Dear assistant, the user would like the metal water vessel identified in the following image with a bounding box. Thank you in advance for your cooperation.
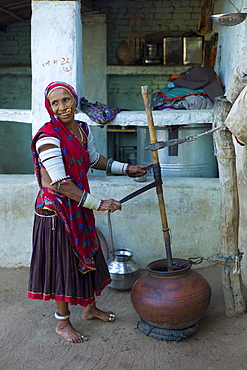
[107,249,140,291]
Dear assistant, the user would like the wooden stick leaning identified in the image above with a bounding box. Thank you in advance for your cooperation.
[213,96,246,316]
[141,86,173,268]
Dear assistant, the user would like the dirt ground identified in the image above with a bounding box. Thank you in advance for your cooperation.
[0,264,247,370]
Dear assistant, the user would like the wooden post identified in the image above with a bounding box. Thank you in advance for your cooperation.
[141,86,173,268]
[213,96,246,316]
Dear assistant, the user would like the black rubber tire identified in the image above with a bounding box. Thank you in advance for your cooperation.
[137,317,199,341]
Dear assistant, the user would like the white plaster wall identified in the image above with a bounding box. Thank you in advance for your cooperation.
[31,1,83,134]
[214,0,247,85]
[0,175,220,269]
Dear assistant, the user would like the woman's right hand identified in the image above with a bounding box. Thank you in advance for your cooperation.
[99,199,122,212]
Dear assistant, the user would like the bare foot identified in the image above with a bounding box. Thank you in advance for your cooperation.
[82,304,116,322]
[55,319,88,343]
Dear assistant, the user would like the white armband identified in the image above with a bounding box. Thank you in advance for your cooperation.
[39,147,67,184]
[78,191,102,210]
[106,158,128,174]
[87,127,100,167]
[36,137,61,151]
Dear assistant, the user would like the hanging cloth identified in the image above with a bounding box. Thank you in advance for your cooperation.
[198,0,215,35]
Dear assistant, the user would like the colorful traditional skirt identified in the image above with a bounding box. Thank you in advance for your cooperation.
[27,208,111,306]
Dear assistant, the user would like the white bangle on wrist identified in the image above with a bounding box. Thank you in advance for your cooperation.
[106,158,128,175]
[111,161,128,174]
[78,191,101,211]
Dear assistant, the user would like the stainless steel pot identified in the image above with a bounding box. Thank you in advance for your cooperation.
[137,125,218,178]
[211,12,247,26]
[107,249,140,291]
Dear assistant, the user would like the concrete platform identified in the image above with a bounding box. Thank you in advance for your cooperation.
[0,175,220,269]
[0,108,213,126]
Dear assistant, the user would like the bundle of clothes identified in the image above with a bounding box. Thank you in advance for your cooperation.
[151,65,224,110]
[80,97,120,127]
[224,54,247,146]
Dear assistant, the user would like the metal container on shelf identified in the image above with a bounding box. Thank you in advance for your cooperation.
[137,125,218,178]
[163,37,183,65]
[183,37,203,65]
[144,43,162,64]
[163,36,203,66]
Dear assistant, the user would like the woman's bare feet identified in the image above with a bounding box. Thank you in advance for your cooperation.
[82,303,116,322]
[55,319,88,343]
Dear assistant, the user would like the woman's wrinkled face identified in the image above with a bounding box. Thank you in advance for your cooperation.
[48,88,76,124]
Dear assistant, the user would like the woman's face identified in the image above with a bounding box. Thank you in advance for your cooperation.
[48,88,76,125]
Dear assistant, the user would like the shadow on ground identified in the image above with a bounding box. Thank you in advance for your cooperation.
[0,264,247,370]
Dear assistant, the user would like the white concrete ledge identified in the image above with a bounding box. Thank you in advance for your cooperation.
[0,109,213,127]
[78,109,213,126]
[0,109,32,124]
[0,174,220,269]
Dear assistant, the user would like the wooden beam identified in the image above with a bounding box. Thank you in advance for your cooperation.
[213,96,246,316]
[0,6,24,22]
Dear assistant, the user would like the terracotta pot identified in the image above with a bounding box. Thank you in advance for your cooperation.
[116,41,139,65]
[131,258,211,330]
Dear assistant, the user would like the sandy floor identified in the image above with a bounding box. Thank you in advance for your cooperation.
[0,264,247,370]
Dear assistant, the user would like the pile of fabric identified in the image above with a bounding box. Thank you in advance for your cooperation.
[80,97,120,126]
[151,65,224,110]
[224,54,247,145]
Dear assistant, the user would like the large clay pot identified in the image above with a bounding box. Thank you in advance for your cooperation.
[131,258,211,330]
[116,41,139,65]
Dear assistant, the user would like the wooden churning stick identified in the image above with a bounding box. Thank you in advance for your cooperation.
[141,86,173,268]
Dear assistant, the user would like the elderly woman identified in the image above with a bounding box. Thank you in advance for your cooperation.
[27,81,147,343]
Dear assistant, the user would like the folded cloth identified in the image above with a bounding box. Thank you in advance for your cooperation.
[174,65,224,102]
[151,86,207,109]
[225,54,247,104]
[225,85,247,145]
[178,95,213,110]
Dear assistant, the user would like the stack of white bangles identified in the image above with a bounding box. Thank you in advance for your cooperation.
[36,136,130,211]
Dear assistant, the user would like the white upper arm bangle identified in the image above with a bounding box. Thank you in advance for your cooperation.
[36,137,61,151]
[36,137,71,185]
[39,147,67,184]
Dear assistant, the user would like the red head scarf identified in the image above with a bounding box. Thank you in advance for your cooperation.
[44,81,79,122]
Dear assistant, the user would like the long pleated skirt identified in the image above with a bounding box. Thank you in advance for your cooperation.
[27,208,111,307]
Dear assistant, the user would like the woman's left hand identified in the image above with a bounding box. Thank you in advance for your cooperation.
[126,165,148,178]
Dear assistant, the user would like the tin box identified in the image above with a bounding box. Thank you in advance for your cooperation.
[183,37,203,65]
[163,37,183,65]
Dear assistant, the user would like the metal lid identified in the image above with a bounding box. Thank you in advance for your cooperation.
[210,13,247,26]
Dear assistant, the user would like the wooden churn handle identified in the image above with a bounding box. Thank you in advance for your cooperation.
[141,86,173,268]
